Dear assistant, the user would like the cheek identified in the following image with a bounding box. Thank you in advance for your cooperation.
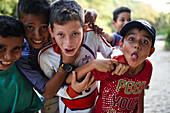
[25,31,32,40]
[42,32,50,42]
[75,37,82,46]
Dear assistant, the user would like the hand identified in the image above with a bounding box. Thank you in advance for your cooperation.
[90,23,103,35]
[71,71,96,93]
[84,9,97,25]
[111,63,129,75]
[93,59,118,73]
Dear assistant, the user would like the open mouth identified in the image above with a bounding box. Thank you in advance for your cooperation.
[65,48,75,54]
[131,53,138,61]
[0,61,12,66]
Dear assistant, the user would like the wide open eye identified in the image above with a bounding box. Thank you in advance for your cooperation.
[142,40,148,44]
[58,33,64,37]
[129,37,134,41]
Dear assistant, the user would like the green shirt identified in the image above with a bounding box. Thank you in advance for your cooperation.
[0,63,42,113]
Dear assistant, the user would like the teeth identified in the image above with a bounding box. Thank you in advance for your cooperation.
[33,40,42,44]
[2,62,11,65]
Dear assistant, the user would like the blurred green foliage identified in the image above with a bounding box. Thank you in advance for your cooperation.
[0,0,169,34]
[164,27,170,50]
[0,0,18,17]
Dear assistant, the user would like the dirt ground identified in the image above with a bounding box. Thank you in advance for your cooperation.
[144,40,170,113]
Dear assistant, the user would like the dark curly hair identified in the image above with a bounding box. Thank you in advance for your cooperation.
[0,15,24,38]
[17,0,51,20]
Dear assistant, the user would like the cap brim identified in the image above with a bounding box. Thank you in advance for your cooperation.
[120,21,154,38]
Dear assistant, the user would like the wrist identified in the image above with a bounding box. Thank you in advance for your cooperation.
[58,66,68,75]
[60,61,75,73]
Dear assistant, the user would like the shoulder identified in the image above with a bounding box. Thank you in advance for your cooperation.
[38,44,61,68]
[84,29,98,40]
[38,44,61,60]
[39,44,53,56]
[145,59,153,69]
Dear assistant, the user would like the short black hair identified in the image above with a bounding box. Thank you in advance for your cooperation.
[17,0,51,20]
[113,6,131,22]
[0,15,24,38]
[50,0,84,30]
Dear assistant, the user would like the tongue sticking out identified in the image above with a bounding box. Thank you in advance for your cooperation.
[131,54,138,61]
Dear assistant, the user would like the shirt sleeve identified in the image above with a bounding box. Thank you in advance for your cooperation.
[16,55,49,94]
[38,46,59,79]
[97,35,114,58]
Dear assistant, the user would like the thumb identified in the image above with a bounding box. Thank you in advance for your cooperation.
[71,71,77,85]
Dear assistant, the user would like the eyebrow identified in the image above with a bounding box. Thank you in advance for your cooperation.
[142,35,152,40]
[126,32,137,37]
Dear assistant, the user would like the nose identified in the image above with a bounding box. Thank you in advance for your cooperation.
[65,36,72,45]
[4,52,12,61]
[134,42,141,50]
[34,29,41,39]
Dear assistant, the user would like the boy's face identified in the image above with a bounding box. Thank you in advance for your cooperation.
[119,28,155,68]
[112,12,131,33]
[49,20,84,57]
[0,36,24,70]
[20,13,49,49]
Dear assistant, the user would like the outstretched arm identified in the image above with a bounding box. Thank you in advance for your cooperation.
[66,58,118,84]
[102,31,114,43]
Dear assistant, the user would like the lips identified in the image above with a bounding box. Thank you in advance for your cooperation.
[65,48,75,54]
[131,53,138,61]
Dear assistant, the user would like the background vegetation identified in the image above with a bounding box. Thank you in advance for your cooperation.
[0,0,169,39]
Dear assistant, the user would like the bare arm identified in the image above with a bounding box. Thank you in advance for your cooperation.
[66,59,118,84]
[102,31,113,42]
[138,89,144,113]
[42,66,67,99]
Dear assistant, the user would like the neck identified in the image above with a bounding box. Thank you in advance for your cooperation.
[128,62,145,76]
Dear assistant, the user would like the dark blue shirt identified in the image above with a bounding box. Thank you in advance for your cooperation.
[16,40,49,94]
[110,32,122,47]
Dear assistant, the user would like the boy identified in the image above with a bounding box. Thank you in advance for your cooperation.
[0,15,42,113]
[103,6,131,47]
[16,0,102,112]
[39,0,128,113]
[91,19,156,112]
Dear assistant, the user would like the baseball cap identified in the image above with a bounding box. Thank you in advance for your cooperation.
[120,19,156,42]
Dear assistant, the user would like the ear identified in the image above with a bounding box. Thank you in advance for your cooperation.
[112,21,116,27]
[148,47,155,57]
[48,26,54,37]
[119,40,124,52]
[83,24,88,33]
[48,26,56,44]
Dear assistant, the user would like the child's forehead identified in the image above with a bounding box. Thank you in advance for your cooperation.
[21,12,48,21]
[0,35,24,45]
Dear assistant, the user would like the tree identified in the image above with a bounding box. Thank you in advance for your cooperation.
[0,0,18,17]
